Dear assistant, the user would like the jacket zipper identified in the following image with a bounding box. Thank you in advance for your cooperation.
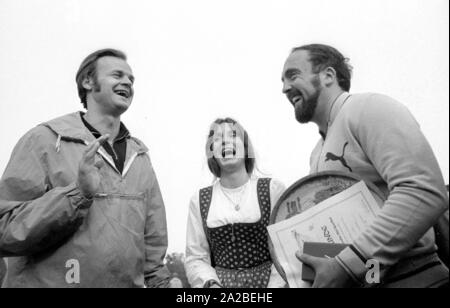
[83,140,142,178]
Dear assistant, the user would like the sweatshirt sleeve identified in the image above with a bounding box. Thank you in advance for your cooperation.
[0,128,92,257]
[335,94,449,282]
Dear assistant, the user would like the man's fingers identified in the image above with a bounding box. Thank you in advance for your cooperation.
[296,252,319,269]
[96,134,109,145]
[296,252,322,287]
[84,135,109,159]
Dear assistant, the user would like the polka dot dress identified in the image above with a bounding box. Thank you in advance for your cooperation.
[216,261,272,288]
[199,178,272,288]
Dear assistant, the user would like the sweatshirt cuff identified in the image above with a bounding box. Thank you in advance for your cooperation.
[335,245,368,284]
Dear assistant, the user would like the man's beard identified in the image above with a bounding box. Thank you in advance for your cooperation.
[295,76,321,123]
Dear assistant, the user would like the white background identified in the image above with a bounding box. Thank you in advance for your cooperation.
[0,0,448,254]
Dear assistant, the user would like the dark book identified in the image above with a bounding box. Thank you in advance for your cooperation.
[301,242,349,282]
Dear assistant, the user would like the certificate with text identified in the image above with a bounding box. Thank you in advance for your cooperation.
[268,181,381,288]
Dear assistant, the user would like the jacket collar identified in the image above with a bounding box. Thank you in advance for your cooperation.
[39,112,148,154]
[80,112,130,142]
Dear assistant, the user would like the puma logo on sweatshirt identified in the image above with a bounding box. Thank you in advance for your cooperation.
[325,141,352,172]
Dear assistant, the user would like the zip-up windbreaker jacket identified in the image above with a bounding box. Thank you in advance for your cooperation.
[0,112,170,287]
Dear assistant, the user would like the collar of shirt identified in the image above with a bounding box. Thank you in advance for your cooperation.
[320,92,352,139]
[79,112,129,173]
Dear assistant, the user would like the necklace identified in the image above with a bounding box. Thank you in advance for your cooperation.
[219,182,248,211]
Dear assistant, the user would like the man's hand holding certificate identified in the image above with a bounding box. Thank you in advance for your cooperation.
[267,181,381,288]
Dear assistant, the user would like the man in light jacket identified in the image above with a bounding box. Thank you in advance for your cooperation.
[0,48,171,287]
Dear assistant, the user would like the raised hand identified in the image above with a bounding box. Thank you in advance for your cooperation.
[77,135,109,198]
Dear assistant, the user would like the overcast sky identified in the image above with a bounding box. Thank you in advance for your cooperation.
[0,0,448,254]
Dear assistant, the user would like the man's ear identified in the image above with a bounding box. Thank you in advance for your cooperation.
[321,67,337,87]
[82,77,94,91]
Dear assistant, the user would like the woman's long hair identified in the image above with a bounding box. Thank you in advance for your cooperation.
[205,117,255,178]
